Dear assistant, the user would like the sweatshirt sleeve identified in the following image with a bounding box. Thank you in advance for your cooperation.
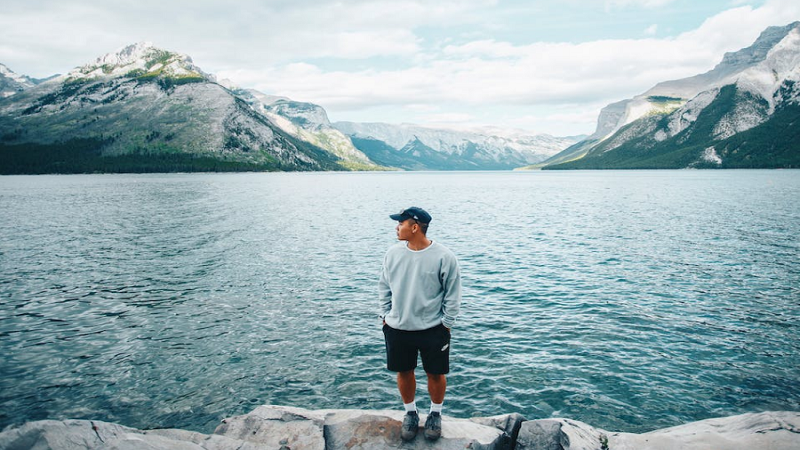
[378,256,392,318]
[440,253,462,329]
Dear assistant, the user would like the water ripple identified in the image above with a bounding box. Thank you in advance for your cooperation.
[0,171,799,434]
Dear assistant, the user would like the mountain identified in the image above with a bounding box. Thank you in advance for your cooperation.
[0,64,41,98]
[232,90,380,170]
[0,43,359,174]
[333,121,583,170]
[541,22,800,169]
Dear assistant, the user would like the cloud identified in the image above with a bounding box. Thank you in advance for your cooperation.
[605,0,676,9]
[419,113,476,123]
[216,0,800,135]
[2,0,799,135]
[0,0,493,76]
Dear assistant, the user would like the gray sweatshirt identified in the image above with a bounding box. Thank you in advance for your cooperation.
[379,240,461,330]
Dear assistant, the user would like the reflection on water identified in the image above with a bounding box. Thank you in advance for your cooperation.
[0,170,798,433]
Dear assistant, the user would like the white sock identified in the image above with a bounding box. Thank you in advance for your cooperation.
[430,402,443,414]
[404,401,417,413]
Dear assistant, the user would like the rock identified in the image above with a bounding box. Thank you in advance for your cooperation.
[608,411,800,450]
[2,408,799,450]
[0,419,249,450]
[515,419,564,450]
[516,418,606,450]
[213,405,326,450]
[470,413,527,449]
[143,428,262,450]
[319,408,506,449]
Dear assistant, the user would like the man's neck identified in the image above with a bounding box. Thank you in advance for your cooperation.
[406,237,432,251]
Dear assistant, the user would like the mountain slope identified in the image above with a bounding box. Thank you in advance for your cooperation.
[0,64,39,98]
[233,90,382,170]
[334,121,582,170]
[543,21,800,170]
[0,43,348,173]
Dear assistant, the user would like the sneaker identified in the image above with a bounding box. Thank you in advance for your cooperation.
[424,412,442,440]
[401,411,419,441]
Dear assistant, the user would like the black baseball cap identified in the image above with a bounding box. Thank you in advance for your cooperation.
[389,206,432,224]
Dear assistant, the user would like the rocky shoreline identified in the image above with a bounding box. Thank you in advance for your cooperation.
[0,405,798,450]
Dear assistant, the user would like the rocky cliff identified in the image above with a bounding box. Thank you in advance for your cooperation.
[540,21,800,169]
[1,405,797,450]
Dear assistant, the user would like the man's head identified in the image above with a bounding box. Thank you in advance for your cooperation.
[390,207,431,239]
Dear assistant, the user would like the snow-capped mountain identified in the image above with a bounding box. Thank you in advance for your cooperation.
[62,41,209,83]
[542,21,800,169]
[0,43,372,173]
[590,22,798,142]
[333,121,582,170]
[0,63,38,98]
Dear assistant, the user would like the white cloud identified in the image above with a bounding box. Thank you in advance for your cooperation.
[605,0,676,9]
[216,0,800,135]
[419,113,476,124]
[0,0,492,76]
[2,0,799,135]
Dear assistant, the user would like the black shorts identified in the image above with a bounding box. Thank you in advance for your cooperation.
[383,323,451,375]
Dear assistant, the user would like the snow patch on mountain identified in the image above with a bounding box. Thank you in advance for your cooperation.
[0,63,36,98]
[702,147,723,165]
[0,64,35,87]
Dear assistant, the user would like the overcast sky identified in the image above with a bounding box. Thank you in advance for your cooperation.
[1,0,799,135]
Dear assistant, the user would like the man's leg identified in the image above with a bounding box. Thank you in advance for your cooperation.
[426,373,446,404]
[397,370,419,441]
[397,370,416,403]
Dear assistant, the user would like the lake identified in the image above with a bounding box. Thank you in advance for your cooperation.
[0,170,798,434]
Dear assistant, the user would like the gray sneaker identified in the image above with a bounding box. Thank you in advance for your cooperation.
[401,411,419,441]
[424,412,442,440]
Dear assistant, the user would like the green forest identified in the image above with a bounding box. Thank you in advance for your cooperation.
[0,139,283,174]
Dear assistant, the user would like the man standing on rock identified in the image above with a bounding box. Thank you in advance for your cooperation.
[379,206,462,441]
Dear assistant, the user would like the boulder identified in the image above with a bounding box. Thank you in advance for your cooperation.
[516,418,607,450]
[470,413,527,449]
[608,411,800,450]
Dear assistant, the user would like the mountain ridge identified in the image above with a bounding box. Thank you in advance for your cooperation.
[538,21,800,170]
[0,43,352,173]
[0,42,579,173]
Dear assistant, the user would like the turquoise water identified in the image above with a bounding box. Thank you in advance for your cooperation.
[1,170,798,434]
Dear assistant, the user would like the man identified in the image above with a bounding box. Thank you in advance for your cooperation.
[379,206,462,441]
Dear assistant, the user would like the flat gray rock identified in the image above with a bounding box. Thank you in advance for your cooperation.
[318,408,506,449]
[2,407,799,450]
[0,419,248,450]
[608,411,800,450]
[213,405,326,450]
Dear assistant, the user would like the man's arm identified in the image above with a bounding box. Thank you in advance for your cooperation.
[378,261,392,320]
[440,255,461,329]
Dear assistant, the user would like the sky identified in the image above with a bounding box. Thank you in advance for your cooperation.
[1,0,799,136]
